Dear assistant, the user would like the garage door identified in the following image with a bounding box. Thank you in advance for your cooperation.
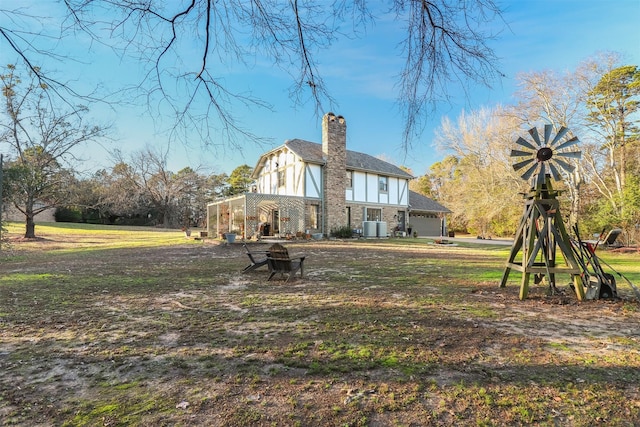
[409,215,442,236]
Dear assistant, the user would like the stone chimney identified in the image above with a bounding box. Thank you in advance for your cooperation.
[322,112,347,234]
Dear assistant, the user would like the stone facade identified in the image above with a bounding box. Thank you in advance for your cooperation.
[321,113,347,233]
[345,203,403,234]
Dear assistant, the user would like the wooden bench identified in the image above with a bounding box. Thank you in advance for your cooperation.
[242,244,269,273]
[266,243,306,282]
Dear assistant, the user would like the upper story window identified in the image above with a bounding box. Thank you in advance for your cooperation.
[379,176,388,192]
[346,170,353,188]
[277,169,286,188]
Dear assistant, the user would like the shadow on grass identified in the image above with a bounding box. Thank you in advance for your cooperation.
[1,238,639,426]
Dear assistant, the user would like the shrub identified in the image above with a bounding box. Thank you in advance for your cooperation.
[330,225,353,238]
[55,206,103,223]
[55,206,83,222]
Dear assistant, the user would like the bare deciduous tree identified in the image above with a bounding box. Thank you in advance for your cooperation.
[0,64,108,237]
[432,107,522,236]
[106,146,222,228]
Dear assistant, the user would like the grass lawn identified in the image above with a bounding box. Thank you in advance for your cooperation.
[1,222,639,426]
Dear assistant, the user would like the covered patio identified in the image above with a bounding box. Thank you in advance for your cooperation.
[207,194,310,240]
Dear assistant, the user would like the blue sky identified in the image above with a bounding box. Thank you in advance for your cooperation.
[1,0,639,177]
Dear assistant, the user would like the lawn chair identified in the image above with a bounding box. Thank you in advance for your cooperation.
[600,228,622,247]
[266,243,306,282]
[242,243,269,273]
[585,228,623,248]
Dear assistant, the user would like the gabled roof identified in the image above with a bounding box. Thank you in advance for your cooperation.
[409,190,451,213]
[282,139,413,179]
[284,139,324,163]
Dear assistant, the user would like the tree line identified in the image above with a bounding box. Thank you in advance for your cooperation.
[0,64,254,238]
[54,156,253,231]
[412,53,639,245]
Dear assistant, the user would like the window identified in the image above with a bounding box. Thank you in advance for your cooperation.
[366,208,382,222]
[277,169,286,188]
[379,176,388,192]
[346,170,353,188]
[308,204,319,229]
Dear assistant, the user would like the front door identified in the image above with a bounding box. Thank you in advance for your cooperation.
[397,211,406,231]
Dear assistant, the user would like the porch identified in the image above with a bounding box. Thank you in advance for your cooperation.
[207,194,316,240]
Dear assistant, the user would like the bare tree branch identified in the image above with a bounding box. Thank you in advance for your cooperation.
[2,1,505,152]
[396,0,504,148]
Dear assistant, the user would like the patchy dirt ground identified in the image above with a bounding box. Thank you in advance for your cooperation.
[1,236,639,426]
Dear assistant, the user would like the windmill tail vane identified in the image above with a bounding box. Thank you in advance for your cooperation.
[510,124,582,188]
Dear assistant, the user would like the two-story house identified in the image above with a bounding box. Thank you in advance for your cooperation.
[207,113,449,239]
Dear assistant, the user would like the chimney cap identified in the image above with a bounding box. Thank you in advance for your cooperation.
[324,112,345,124]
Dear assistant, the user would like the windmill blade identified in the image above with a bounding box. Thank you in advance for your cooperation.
[515,136,537,151]
[550,126,569,147]
[513,158,535,172]
[510,149,534,157]
[556,151,582,159]
[553,158,575,173]
[528,127,542,147]
[521,162,539,180]
[548,162,563,181]
[554,136,579,151]
[544,124,553,145]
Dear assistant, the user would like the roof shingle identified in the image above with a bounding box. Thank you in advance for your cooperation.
[408,190,451,213]
[284,139,413,179]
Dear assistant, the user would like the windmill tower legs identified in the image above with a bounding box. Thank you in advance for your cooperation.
[500,177,585,300]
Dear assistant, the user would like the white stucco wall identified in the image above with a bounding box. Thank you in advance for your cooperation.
[305,164,322,198]
[255,153,410,207]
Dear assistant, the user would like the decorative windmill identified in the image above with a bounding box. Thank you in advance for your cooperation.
[499,124,585,300]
